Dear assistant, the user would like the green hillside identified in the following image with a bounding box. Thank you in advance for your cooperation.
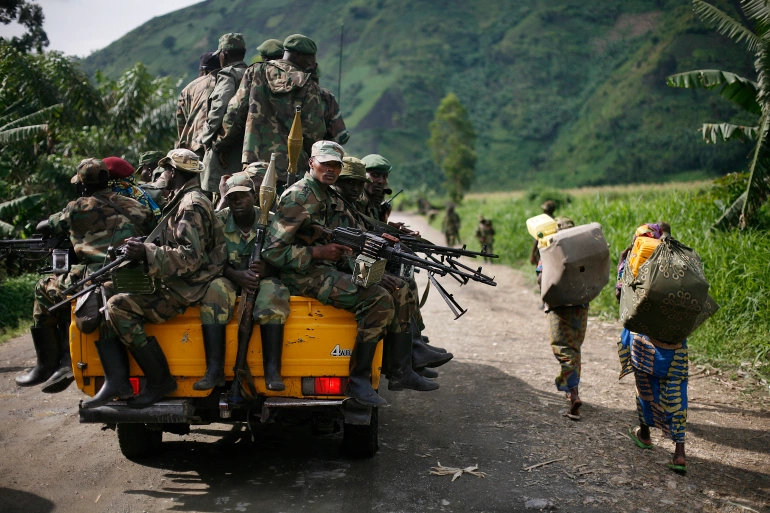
[83,0,756,192]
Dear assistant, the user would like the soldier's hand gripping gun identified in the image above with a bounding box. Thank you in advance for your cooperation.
[0,235,76,274]
[286,105,302,188]
[301,226,498,319]
[229,153,278,404]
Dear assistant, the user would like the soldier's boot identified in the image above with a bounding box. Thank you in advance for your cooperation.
[261,324,285,392]
[42,324,75,393]
[409,319,447,377]
[418,368,439,378]
[81,337,134,408]
[422,336,448,354]
[412,336,453,369]
[16,325,59,387]
[193,325,226,390]
[388,332,440,392]
[345,338,387,408]
[126,336,177,409]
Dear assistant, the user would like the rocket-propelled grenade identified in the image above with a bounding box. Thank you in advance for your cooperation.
[286,104,303,187]
[259,154,277,226]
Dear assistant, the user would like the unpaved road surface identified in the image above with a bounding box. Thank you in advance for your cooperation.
[0,213,768,513]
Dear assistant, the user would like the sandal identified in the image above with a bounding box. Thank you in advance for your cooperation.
[667,464,687,475]
[628,427,653,449]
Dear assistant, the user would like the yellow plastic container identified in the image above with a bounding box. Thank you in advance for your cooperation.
[628,236,661,278]
[526,214,558,248]
[72,296,382,400]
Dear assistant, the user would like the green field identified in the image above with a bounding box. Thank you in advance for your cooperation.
[425,182,770,376]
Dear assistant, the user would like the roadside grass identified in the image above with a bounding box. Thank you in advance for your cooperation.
[431,183,770,378]
[0,274,36,344]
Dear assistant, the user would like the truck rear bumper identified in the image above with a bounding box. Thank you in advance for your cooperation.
[79,399,196,424]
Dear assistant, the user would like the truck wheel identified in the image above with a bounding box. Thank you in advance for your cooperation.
[117,423,162,460]
[342,407,379,458]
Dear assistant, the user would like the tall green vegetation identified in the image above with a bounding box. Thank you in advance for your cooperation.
[0,0,49,53]
[428,93,477,203]
[667,0,770,228]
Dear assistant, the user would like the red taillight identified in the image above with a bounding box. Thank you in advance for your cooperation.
[129,377,140,395]
[315,377,345,395]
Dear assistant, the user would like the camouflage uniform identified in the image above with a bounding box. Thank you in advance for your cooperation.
[198,59,248,192]
[263,173,406,342]
[107,177,226,349]
[34,189,154,326]
[356,190,385,222]
[475,218,495,261]
[215,60,327,182]
[442,208,461,246]
[199,205,290,325]
[176,73,217,157]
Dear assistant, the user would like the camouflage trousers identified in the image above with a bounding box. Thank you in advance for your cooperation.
[547,305,588,392]
[106,289,188,349]
[33,269,85,326]
[281,268,415,343]
[199,276,290,325]
[407,277,426,332]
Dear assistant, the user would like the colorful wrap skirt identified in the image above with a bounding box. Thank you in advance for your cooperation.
[618,329,688,443]
[547,305,588,392]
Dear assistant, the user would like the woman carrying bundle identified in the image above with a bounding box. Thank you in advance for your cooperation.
[616,222,688,474]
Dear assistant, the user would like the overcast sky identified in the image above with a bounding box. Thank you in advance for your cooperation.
[0,0,201,57]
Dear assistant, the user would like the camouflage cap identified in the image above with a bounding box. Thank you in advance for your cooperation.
[158,148,205,173]
[138,150,164,168]
[339,156,370,182]
[311,140,344,164]
[224,172,255,197]
[213,33,246,56]
[283,34,317,55]
[362,154,392,174]
[257,38,284,59]
[71,158,108,184]
[244,161,268,180]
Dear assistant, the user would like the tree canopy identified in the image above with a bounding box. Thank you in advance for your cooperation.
[428,93,477,203]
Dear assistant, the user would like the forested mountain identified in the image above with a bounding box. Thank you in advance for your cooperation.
[83,0,756,192]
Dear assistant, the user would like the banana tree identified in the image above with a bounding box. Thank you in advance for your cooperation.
[667,0,770,229]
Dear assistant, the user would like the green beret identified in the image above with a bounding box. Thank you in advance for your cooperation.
[138,150,164,167]
[362,154,392,174]
[257,38,284,59]
[283,34,317,55]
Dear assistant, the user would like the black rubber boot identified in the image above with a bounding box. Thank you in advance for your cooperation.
[16,325,59,387]
[261,324,285,391]
[388,332,440,392]
[126,336,177,409]
[193,324,226,390]
[418,367,439,378]
[412,336,453,369]
[81,337,134,408]
[345,337,387,407]
[410,320,448,354]
[42,323,75,393]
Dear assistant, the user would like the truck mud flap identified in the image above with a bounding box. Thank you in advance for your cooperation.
[342,399,372,426]
[79,399,196,424]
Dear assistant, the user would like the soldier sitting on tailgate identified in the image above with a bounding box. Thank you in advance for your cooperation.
[196,169,291,391]
[17,158,154,395]
[263,142,440,408]
[358,154,393,222]
[107,149,226,409]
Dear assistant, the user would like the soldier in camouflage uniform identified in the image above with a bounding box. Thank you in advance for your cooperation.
[263,142,438,408]
[442,204,461,246]
[17,159,154,397]
[177,53,220,158]
[215,34,330,184]
[107,149,226,408]
[358,154,393,222]
[137,150,164,183]
[257,39,284,61]
[475,216,495,263]
[196,171,290,391]
[199,34,249,195]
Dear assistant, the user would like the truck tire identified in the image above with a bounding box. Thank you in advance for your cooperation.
[342,407,379,458]
[117,423,162,460]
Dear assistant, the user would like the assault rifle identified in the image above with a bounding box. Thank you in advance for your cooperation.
[0,235,76,274]
[299,226,498,319]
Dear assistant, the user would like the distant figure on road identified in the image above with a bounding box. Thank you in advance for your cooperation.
[442,204,460,246]
[474,216,495,262]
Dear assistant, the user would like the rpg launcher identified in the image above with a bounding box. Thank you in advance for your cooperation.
[228,153,278,406]
[300,226,498,319]
[0,235,76,274]
[286,105,302,187]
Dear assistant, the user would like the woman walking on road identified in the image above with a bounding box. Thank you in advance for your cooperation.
[616,222,688,474]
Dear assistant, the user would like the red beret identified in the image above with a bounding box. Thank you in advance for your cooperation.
[103,157,135,178]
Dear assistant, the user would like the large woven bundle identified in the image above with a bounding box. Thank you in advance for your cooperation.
[619,236,719,343]
[540,222,610,307]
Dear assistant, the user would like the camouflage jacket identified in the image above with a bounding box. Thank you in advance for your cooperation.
[198,61,247,148]
[144,178,226,304]
[319,87,349,145]
[176,73,217,154]
[48,189,154,271]
[356,190,386,222]
[216,60,327,182]
[475,222,495,244]
[216,205,274,271]
[262,173,346,274]
[442,211,461,233]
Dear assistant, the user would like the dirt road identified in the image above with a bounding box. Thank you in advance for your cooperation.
[0,213,768,513]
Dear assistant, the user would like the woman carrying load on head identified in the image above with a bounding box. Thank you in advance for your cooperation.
[616,222,688,475]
